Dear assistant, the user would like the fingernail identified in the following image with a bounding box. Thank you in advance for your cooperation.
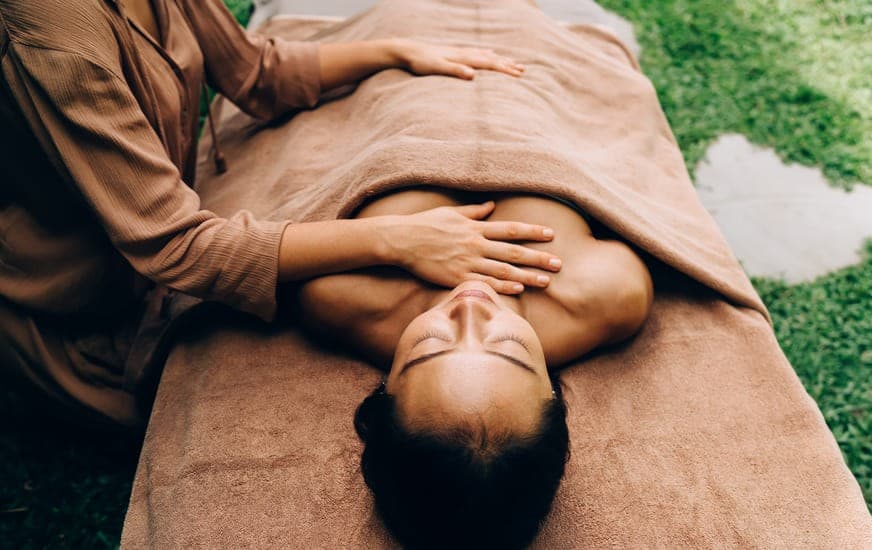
[549,258,562,269]
[543,228,554,238]
[537,275,550,285]
[513,283,524,292]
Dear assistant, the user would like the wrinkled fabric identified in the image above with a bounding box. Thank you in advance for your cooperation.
[122,2,872,547]
[0,0,320,424]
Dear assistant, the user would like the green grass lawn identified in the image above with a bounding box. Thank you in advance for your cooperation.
[0,397,141,549]
[599,0,871,189]
[1,0,869,547]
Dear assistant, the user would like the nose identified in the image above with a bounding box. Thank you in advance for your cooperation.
[447,298,494,345]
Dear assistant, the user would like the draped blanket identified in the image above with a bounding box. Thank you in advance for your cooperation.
[122,1,871,547]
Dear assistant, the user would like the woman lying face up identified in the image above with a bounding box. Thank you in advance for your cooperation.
[355,281,569,550]
[299,192,654,548]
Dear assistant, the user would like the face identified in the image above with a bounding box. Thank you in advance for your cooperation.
[386,281,554,437]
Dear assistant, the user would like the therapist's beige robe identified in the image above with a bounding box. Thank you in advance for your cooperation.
[0,0,321,425]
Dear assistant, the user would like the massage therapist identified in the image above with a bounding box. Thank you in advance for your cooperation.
[0,0,561,426]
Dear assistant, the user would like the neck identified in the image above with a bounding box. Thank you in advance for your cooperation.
[425,288,526,315]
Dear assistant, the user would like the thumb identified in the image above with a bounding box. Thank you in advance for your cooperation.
[440,61,476,80]
[453,201,495,220]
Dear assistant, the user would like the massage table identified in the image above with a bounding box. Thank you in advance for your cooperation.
[121,1,871,547]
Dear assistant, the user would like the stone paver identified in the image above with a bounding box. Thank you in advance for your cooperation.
[695,134,872,282]
[250,0,639,56]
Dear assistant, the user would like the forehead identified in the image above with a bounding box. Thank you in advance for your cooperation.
[394,352,544,430]
[401,351,537,387]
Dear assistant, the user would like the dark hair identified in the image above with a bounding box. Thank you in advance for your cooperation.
[354,376,570,550]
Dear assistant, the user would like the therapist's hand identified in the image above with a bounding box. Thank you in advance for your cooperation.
[378,202,562,295]
[317,39,524,91]
[390,38,526,79]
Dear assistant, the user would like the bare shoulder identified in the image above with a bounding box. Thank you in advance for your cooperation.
[297,268,429,364]
[561,238,653,339]
[523,236,653,366]
[488,196,653,365]
[299,268,408,327]
[297,187,460,363]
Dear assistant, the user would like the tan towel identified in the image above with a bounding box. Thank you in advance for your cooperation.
[121,1,872,547]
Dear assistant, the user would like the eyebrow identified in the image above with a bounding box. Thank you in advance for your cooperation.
[401,350,536,374]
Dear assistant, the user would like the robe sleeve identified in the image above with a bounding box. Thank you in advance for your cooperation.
[178,0,322,119]
[4,42,288,321]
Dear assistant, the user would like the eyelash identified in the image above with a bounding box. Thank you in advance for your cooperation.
[413,331,451,346]
[412,332,529,351]
[494,334,530,351]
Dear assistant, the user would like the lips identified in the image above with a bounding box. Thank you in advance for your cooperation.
[452,289,494,303]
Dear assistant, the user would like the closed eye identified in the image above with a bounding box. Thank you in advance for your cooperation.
[413,330,452,347]
[492,334,531,352]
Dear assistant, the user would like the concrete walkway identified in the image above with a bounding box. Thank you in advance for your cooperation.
[695,134,872,282]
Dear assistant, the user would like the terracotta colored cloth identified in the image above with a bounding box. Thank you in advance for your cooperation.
[122,1,872,547]
[0,0,320,423]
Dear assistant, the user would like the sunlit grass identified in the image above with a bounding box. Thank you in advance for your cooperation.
[599,0,871,188]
